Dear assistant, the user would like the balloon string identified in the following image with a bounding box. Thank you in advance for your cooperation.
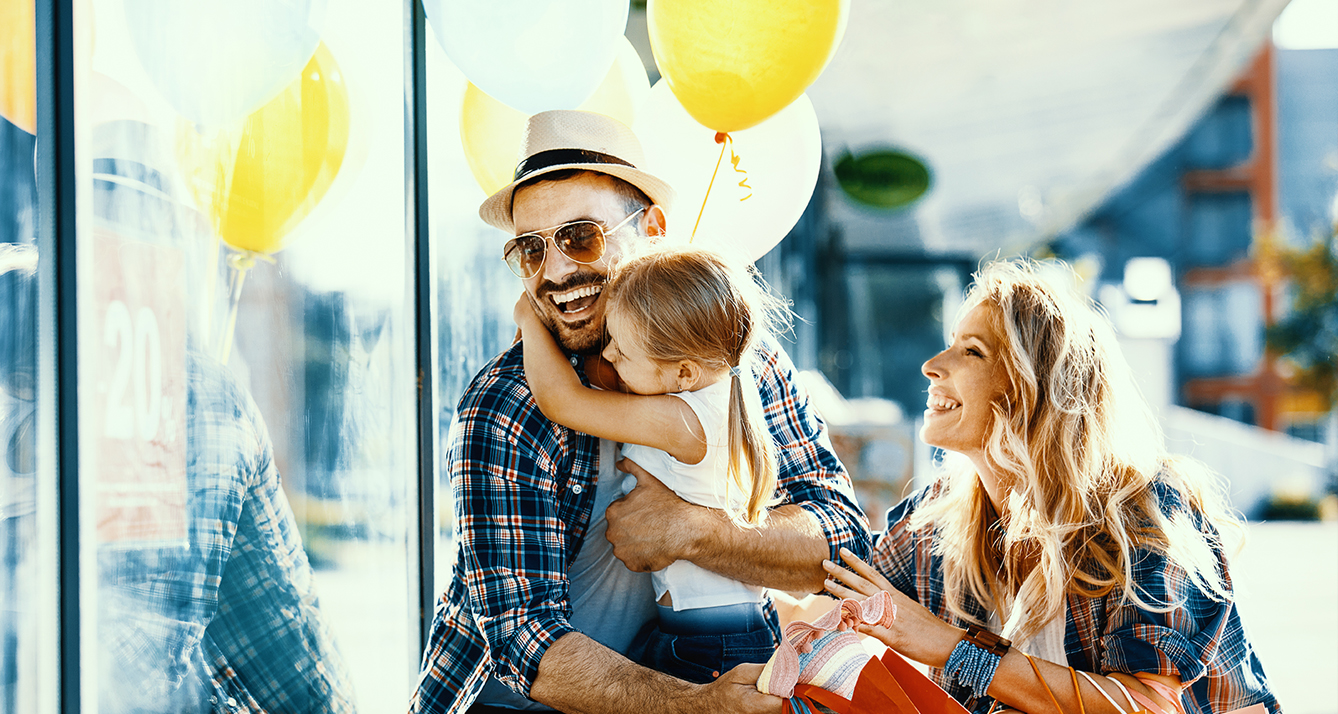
[730,146,752,201]
[203,234,220,352]
[690,132,732,243]
[216,248,276,364]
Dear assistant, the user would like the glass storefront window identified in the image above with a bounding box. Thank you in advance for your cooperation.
[424,36,517,577]
[79,0,417,710]
[2,0,46,708]
[1,142,39,714]
[1183,95,1254,171]
[1180,280,1265,378]
[1185,192,1253,266]
[836,262,966,413]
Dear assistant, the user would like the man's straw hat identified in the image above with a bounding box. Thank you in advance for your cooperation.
[478,110,676,232]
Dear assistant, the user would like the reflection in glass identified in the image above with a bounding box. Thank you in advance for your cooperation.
[426,45,518,573]
[0,248,37,714]
[1,80,38,714]
[83,0,415,710]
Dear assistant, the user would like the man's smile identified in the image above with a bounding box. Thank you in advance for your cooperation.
[548,284,603,316]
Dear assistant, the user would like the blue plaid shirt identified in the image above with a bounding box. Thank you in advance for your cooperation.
[873,480,1279,714]
[411,340,871,714]
[97,354,356,714]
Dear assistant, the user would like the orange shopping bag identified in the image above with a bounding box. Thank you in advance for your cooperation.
[758,592,968,714]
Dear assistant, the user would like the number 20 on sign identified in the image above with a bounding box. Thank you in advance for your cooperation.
[92,232,188,547]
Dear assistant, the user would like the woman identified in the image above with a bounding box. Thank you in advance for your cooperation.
[824,260,1278,714]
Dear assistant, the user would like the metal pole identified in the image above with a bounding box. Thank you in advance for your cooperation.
[33,0,79,711]
[405,0,439,660]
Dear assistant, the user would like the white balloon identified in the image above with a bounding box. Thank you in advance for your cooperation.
[424,0,627,115]
[636,81,822,265]
[124,0,327,129]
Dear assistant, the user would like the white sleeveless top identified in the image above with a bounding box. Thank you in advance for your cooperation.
[991,598,1069,664]
[620,378,766,611]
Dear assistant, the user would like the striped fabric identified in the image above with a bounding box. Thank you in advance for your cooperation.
[411,339,872,714]
[758,592,896,700]
[871,481,1280,714]
[783,630,869,699]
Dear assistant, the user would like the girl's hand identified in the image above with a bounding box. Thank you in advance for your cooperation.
[514,293,541,331]
[822,548,964,668]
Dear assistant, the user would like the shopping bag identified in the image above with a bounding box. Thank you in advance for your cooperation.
[757,591,968,714]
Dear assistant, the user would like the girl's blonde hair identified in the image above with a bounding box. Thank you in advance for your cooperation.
[604,247,787,526]
[911,259,1241,641]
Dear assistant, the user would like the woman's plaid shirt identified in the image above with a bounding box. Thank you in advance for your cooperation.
[873,481,1280,714]
[410,340,871,714]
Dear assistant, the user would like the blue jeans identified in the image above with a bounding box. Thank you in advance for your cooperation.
[627,604,777,685]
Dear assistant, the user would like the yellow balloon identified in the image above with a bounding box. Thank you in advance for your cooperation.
[648,0,847,133]
[177,42,349,255]
[460,85,530,198]
[0,0,36,134]
[460,37,648,196]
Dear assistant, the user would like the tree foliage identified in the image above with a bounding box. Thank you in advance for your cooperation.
[1266,230,1338,409]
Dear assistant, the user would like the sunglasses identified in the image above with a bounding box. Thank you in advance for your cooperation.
[503,207,645,279]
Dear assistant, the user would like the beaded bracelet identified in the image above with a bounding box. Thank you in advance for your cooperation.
[945,638,1004,699]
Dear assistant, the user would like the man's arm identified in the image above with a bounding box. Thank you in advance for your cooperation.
[606,463,829,592]
[441,352,593,701]
[528,632,781,714]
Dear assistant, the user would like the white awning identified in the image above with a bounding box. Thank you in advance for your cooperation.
[808,0,1292,255]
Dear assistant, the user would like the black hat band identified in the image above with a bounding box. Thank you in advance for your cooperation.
[513,148,634,182]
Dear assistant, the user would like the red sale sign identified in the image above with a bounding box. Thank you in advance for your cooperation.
[91,231,188,547]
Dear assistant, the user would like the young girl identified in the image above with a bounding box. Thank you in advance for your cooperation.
[512,246,787,682]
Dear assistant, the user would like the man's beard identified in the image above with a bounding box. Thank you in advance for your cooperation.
[534,273,607,355]
[548,315,603,355]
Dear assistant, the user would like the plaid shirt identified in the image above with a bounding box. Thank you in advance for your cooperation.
[411,340,870,714]
[873,481,1279,714]
[97,354,356,714]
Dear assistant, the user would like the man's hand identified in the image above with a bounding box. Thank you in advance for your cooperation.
[607,458,830,592]
[687,664,784,714]
[605,458,701,572]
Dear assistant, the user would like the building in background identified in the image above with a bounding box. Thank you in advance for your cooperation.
[1048,41,1337,514]
[765,40,1337,516]
[1054,44,1338,441]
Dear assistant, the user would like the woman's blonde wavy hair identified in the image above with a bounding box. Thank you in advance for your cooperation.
[911,259,1242,641]
[604,247,789,526]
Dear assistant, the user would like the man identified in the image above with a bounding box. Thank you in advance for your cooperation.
[412,111,869,714]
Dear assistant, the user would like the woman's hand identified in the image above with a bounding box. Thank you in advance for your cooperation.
[823,548,965,668]
[822,547,895,598]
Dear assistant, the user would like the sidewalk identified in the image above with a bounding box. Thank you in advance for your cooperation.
[1230,521,1338,713]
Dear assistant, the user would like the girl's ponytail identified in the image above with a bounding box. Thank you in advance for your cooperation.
[726,360,779,526]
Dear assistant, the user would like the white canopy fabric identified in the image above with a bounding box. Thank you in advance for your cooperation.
[807,0,1292,255]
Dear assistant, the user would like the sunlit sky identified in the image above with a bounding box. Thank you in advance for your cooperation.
[1273,0,1338,49]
